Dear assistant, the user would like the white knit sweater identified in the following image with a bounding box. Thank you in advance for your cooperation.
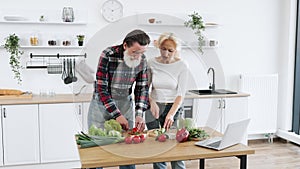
[148,57,189,103]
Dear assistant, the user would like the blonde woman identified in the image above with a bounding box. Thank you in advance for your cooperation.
[146,32,189,169]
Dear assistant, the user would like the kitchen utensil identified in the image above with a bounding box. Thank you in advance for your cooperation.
[64,59,73,84]
[47,64,62,74]
[72,59,77,82]
[64,59,72,84]
[61,59,67,80]
[157,119,161,129]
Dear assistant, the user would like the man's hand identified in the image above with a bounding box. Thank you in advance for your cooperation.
[135,116,145,132]
[116,115,129,131]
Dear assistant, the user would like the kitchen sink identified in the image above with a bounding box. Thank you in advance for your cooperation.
[189,89,237,95]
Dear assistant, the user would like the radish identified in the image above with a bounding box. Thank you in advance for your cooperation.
[132,135,141,144]
[157,134,167,142]
[124,136,132,144]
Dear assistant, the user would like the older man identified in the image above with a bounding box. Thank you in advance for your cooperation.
[88,29,150,169]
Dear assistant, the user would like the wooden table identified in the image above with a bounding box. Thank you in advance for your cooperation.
[77,128,254,169]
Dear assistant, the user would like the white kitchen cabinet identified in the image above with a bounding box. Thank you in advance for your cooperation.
[1,104,40,166]
[39,103,81,163]
[73,102,90,133]
[0,106,3,166]
[193,97,248,144]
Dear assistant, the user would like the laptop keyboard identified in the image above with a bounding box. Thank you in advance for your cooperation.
[207,140,221,148]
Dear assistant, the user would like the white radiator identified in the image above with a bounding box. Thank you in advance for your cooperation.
[239,74,278,135]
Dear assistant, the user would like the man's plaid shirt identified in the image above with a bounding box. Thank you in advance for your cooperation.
[96,44,149,118]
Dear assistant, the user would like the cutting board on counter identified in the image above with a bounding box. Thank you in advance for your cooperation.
[0,89,32,100]
[0,93,33,100]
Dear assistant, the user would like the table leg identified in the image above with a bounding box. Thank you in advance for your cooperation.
[237,155,247,169]
[199,159,205,169]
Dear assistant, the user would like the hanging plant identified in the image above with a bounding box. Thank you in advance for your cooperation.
[184,12,206,53]
[4,33,24,84]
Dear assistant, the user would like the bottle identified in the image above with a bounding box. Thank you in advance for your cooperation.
[177,112,185,129]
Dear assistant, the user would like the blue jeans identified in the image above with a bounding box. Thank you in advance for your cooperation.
[88,91,135,169]
[145,103,186,169]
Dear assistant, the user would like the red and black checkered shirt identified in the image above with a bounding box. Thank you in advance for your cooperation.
[96,45,149,118]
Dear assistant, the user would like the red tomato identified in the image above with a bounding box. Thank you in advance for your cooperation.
[133,135,141,144]
[125,136,132,144]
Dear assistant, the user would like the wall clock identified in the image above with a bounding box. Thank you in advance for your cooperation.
[101,0,123,22]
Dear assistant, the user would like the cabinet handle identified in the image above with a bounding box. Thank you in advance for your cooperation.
[3,108,6,118]
[218,99,222,109]
[78,105,82,115]
[223,99,226,109]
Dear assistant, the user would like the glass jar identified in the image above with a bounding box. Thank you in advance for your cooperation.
[30,36,38,46]
[62,7,74,22]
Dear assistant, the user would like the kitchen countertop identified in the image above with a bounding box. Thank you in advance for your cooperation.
[0,93,93,105]
[0,92,249,105]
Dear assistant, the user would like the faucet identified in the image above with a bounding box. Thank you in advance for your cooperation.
[207,67,215,91]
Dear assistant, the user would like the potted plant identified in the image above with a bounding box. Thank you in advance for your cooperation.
[76,34,85,46]
[184,12,206,53]
[4,33,24,84]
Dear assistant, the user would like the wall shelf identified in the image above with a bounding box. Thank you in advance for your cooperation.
[0,21,87,25]
[20,46,85,49]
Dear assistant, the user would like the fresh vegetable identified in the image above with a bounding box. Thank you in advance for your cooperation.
[139,134,146,142]
[188,128,209,140]
[152,128,166,136]
[124,136,132,144]
[132,135,141,144]
[89,124,107,136]
[104,119,122,132]
[156,134,167,142]
[108,130,122,138]
[176,128,189,142]
[76,132,124,148]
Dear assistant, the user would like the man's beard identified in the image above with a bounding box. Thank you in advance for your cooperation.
[123,50,141,68]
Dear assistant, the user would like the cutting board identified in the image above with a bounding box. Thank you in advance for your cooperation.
[0,93,33,100]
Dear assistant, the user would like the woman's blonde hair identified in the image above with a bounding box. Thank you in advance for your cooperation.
[155,32,181,58]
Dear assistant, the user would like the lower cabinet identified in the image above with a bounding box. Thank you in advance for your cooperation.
[1,104,40,166]
[39,103,81,163]
[0,106,2,167]
[193,97,249,144]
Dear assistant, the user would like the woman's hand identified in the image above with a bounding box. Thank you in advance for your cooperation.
[163,113,174,130]
[150,101,160,119]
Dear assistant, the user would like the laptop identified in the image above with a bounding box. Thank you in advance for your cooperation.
[194,118,250,150]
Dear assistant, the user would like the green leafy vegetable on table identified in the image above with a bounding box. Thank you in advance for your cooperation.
[76,119,124,148]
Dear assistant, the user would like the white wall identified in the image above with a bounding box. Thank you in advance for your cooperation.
[0,0,294,130]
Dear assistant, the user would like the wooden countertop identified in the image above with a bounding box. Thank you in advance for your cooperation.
[0,92,249,105]
[78,127,255,168]
[0,93,92,105]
